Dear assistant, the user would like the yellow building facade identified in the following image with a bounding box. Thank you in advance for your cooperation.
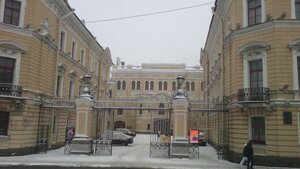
[110,62,204,133]
[0,0,111,155]
[201,0,300,167]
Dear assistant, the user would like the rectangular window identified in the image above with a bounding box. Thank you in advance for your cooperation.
[4,0,21,26]
[139,104,142,115]
[56,75,62,97]
[68,80,74,100]
[0,112,9,135]
[59,31,66,51]
[251,116,265,144]
[283,112,292,124]
[80,50,85,66]
[0,57,15,83]
[249,60,263,88]
[298,113,300,145]
[71,41,76,59]
[248,0,261,26]
[296,0,300,19]
[297,57,300,88]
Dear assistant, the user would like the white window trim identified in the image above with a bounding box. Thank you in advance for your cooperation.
[242,0,265,28]
[80,49,85,66]
[248,115,267,144]
[71,39,77,59]
[243,50,267,88]
[0,0,27,27]
[69,77,75,99]
[56,74,64,98]
[0,40,26,85]
[298,112,300,145]
[289,39,300,94]
[60,29,67,52]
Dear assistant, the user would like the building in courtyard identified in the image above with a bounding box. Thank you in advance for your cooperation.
[110,61,205,133]
[201,0,300,167]
[0,0,112,155]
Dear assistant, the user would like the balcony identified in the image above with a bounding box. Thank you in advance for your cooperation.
[0,83,23,97]
[238,87,269,102]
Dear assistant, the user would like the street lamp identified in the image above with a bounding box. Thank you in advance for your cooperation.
[176,75,185,90]
[80,73,92,99]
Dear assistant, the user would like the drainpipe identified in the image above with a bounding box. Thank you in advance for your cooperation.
[54,9,75,96]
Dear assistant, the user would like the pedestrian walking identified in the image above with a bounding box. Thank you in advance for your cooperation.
[243,140,254,169]
[240,143,248,165]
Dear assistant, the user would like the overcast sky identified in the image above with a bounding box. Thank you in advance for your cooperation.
[68,0,213,66]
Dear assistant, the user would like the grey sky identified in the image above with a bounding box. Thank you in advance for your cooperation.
[68,0,213,66]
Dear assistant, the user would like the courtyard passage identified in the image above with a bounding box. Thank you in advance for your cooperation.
[0,135,297,169]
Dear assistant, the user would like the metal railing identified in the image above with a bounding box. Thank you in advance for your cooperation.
[238,87,269,102]
[0,83,22,97]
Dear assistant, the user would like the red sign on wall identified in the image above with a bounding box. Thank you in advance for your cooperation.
[190,129,199,144]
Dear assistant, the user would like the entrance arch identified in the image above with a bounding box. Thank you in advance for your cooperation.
[115,121,125,129]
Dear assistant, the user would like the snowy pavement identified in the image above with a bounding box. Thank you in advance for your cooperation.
[0,134,297,169]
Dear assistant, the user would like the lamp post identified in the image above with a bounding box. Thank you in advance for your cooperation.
[176,75,185,90]
[80,73,92,99]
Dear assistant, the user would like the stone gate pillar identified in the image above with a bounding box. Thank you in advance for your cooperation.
[171,89,189,158]
[71,97,94,154]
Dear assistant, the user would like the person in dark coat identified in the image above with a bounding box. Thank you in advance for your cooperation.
[243,140,254,169]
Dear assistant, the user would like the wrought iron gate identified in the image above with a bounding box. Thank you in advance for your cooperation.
[149,109,172,158]
[93,109,114,156]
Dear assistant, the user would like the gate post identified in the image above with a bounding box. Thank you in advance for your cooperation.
[70,97,93,154]
[171,89,189,158]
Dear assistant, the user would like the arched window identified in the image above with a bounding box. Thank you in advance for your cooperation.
[137,81,141,90]
[172,81,176,91]
[117,81,121,90]
[164,82,167,91]
[145,81,149,90]
[132,81,136,90]
[122,81,126,90]
[150,81,154,90]
[191,82,195,91]
[186,82,190,91]
[159,81,162,91]
[0,111,9,136]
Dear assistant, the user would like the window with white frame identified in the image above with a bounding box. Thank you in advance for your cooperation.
[0,0,26,27]
[132,81,136,90]
[59,30,66,51]
[71,41,77,59]
[150,81,154,90]
[292,0,300,19]
[0,40,25,85]
[163,81,167,91]
[240,42,268,88]
[298,113,300,145]
[159,81,162,91]
[172,81,176,91]
[56,75,63,97]
[250,116,266,144]
[80,49,85,66]
[137,81,140,90]
[242,0,265,27]
[296,0,300,19]
[0,111,9,136]
[145,81,149,90]
[0,56,15,83]
[68,77,74,100]
[290,39,300,92]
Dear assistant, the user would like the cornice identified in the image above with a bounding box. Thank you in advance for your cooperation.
[42,0,108,61]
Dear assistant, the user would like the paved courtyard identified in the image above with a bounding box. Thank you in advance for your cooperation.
[0,134,296,169]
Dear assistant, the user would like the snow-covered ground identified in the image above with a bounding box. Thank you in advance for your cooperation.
[0,134,296,169]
